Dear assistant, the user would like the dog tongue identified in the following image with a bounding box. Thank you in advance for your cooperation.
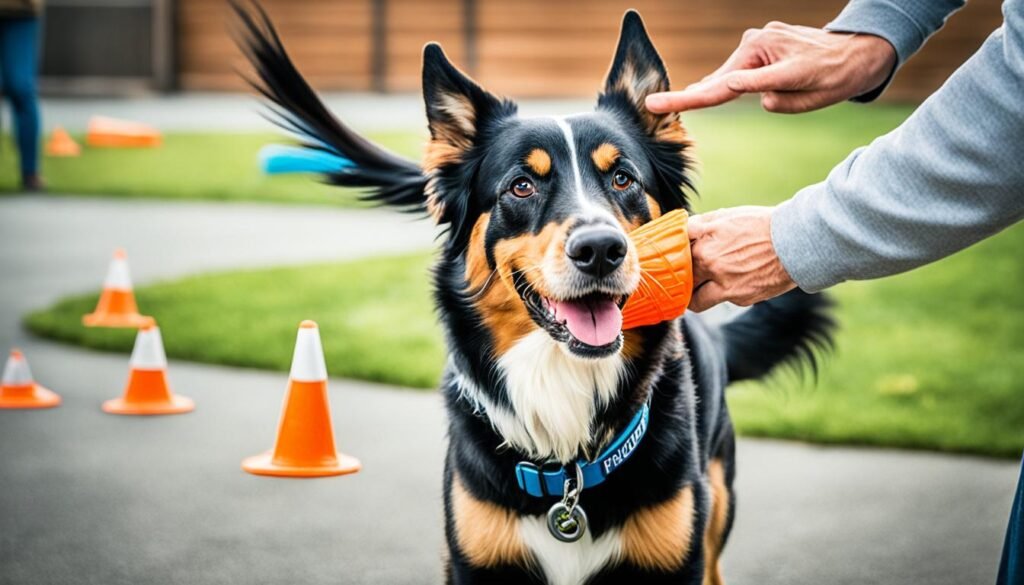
[553,297,623,347]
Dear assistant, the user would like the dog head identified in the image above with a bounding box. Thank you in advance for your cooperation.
[424,11,692,363]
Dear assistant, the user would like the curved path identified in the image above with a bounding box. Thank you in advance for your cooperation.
[0,195,1017,585]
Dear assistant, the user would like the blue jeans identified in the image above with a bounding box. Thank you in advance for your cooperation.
[0,16,41,179]
[998,456,1024,584]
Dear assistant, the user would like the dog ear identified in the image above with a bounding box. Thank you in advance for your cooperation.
[422,43,510,170]
[421,43,515,242]
[600,10,692,212]
[600,11,681,141]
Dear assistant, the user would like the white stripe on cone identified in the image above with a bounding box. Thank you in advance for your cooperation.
[290,321,328,382]
[103,249,134,291]
[1,351,33,386]
[130,326,168,370]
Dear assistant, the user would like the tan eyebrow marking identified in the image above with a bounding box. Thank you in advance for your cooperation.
[525,148,552,177]
[592,143,621,172]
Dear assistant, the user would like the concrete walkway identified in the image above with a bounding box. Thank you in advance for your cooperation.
[0,195,1018,585]
[38,93,594,134]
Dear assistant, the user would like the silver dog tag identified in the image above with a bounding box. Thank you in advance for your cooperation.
[547,502,588,543]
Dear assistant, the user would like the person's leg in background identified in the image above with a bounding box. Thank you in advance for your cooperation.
[997,456,1023,585]
[0,16,43,190]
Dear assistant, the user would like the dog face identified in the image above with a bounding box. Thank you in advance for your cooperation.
[423,11,692,364]
[464,114,650,360]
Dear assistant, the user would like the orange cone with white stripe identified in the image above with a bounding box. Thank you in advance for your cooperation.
[0,349,61,409]
[102,318,194,415]
[86,116,162,148]
[242,320,360,478]
[83,248,152,328]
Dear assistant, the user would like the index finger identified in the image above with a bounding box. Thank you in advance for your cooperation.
[646,41,763,113]
[646,78,742,113]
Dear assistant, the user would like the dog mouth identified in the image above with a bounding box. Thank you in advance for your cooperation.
[520,287,628,358]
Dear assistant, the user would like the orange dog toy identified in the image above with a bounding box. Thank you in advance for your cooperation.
[622,209,694,329]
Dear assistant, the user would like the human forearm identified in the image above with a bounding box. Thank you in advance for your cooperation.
[645,0,969,114]
[772,7,1024,292]
[826,0,967,101]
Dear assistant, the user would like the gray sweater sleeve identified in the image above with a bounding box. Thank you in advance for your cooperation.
[770,0,1024,293]
[825,0,966,101]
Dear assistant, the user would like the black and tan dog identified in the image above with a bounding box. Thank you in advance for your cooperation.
[235,5,833,584]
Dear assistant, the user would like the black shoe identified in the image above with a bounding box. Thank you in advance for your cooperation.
[21,175,46,192]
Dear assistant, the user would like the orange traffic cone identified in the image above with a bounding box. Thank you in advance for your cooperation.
[242,320,361,478]
[86,116,161,148]
[83,248,152,328]
[0,349,61,409]
[46,126,81,157]
[102,319,194,415]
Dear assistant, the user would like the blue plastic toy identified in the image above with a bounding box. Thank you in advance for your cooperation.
[258,144,354,175]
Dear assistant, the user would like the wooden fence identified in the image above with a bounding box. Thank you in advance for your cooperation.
[177,0,1004,101]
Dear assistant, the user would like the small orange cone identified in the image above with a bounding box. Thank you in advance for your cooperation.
[243,320,361,478]
[83,248,153,328]
[86,116,162,148]
[102,319,194,415]
[0,349,61,409]
[46,126,81,157]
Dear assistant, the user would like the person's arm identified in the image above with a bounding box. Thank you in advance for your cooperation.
[687,0,1024,310]
[645,0,965,113]
[772,2,1024,292]
[828,0,967,101]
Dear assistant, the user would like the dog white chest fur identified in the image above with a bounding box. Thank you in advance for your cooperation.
[497,330,623,463]
[520,516,623,585]
[499,330,627,583]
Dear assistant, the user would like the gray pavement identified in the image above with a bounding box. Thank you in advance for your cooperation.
[37,93,594,134]
[0,195,1018,585]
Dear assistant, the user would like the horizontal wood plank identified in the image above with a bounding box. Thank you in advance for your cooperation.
[176,0,1003,101]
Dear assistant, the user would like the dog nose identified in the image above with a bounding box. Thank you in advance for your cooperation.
[566,226,628,279]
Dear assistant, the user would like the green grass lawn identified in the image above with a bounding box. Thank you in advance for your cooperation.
[21,102,1024,457]
[0,131,425,205]
[27,254,445,390]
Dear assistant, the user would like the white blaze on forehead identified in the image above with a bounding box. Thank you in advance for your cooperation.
[2,351,34,385]
[103,251,134,291]
[130,326,168,370]
[290,321,328,382]
[550,117,619,224]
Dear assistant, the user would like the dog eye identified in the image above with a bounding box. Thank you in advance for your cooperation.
[612,170,634,191]
[510,177,536,198]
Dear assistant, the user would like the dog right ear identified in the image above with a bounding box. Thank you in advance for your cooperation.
[421,43,512,172]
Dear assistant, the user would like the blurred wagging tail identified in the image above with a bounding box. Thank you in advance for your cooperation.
[232,3,834,583]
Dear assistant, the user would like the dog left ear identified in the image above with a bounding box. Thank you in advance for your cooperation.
[422,43,513,171]
[600,11,682,142]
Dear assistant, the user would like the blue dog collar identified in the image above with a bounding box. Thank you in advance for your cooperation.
[515,403,650,498]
